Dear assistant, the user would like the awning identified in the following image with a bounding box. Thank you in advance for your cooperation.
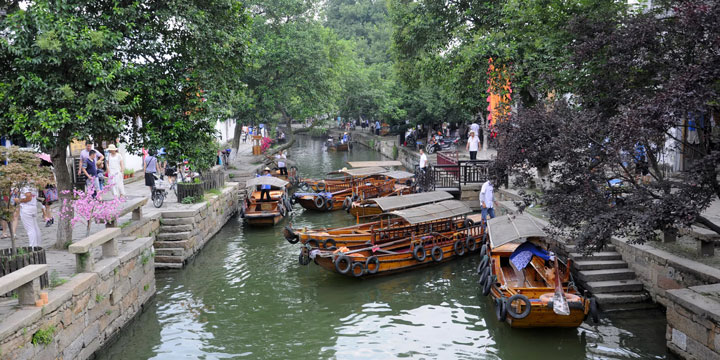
[348,161,403,168]
[330,166,386,177]
[487,214,547,248]
[370,191,453,211]
[390,200,471,225]
[380,170,414,179]
[245,176,288,189]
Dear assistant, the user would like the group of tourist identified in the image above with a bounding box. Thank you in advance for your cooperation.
[79,142,127,198]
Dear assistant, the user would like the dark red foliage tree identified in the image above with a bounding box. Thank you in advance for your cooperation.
[494,0,720,250]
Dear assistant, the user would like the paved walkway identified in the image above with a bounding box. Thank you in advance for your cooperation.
[1,141,258,281]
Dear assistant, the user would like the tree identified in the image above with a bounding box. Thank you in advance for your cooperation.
[0,1,251,248]
[494,0,720,249]
[60,181,124,238]
[0,147,53,255]
[232,0,350,153]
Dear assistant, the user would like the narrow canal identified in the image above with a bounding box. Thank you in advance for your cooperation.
[100,136,669,359]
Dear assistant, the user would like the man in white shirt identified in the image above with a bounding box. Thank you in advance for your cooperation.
[470,122,480,137]
[480,178,495,224]
[275,150,287,175]
[466,131,480,160]
[418,149,428,171]
[18,185,41,247]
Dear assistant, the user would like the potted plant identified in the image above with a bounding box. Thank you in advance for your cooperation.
[0,147,53,284]
[123,168,134,179]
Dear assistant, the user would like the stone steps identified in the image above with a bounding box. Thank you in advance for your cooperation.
[155,262,183,269]
[154,247,185,257]
[578,268,637,282]
[584,279,644,294]
[574,260,628,270]
[570,252,622,261]
[154,255,183,264]
[594,292,650,305]
[154,240,191,249]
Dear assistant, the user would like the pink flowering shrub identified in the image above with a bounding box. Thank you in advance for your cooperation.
[60,180,125,238]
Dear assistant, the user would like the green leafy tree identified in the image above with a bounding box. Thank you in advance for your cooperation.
[0,1,251,248]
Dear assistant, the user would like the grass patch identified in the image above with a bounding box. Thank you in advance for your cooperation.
[49,271,67,288]
[207,188,222,196]
[228,173,235,179]
[180,196,204,204]
[119,220,132,229]
[143,284,150,292]
[95,294,105,303]
[31,325,56,346]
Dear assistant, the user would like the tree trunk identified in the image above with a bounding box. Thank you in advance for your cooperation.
[232,118,243,154]
[9,226,16,256]
[51,143,73,249]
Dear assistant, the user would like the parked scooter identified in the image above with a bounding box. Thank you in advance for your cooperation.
[425,134,459,153]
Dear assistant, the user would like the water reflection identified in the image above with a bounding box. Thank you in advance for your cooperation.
[99,136,669,359]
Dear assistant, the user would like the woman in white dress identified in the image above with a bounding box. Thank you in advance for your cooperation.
[106,144,126,198]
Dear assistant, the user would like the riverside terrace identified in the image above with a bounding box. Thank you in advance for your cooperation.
[0,142,264,359]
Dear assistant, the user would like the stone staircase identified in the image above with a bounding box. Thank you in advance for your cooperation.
[568,244,654,312]
[153,214,196,269]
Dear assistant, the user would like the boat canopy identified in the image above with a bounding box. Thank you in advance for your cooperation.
[487,214,547,248]
[245,176,288,189]
[379,170,414,179]
[330,166,386,177]
[390,200,471,224]
[371,191,453,211]
[347,161,403,168]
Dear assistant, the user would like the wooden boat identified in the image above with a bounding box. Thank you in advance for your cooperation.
[241,176,291,226]
[284,200,475,249]
[477,214,596,328]
[326,138,350,151]
[294,168,414,212]
[348,190,452,217]
[298,166,388,193]
[308,223,485,277]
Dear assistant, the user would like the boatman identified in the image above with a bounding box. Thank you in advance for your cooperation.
[341,132,349,144]
[275,151,287,176]
[480,177,496,223]
[258,167,273,201]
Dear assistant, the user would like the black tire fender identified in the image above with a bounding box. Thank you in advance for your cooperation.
[495,298,507,321]
[479,266,490,285]
[314,196,326,209]
[307,239,320,248]
[283,226,299,244]
[477,255,489,274]
[412,245,426,262]
[335,255,352,274]
[323,238,337,250]
[464,218,474,228]
[326,198,334,210]
[590,297,600,323]
[483,274,493,296]
[480,243,488,258]
[351,262,365,277]
[342,196,351,210]
[507,294,532,319]
[453,240,465,256]
[431,246,443,262]
[466,235,478,252]
[316,181,326,192]
[365,256,380,274]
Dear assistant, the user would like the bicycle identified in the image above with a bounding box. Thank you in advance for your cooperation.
[151,174,169,208]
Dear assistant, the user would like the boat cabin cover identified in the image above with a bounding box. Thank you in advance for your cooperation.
[486,214,547,248]
[329,166,387,177]
[245,176,289,189]
[370,191,453,212]
[390,200,471,224]
[379,170,415,179]
[347,161,403,168]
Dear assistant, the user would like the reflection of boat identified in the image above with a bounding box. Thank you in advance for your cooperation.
[294,168,414,212]
[309,223,485,277]
[477,214,596,328]
[349,190,452,217]
[241,177,291,226]
[284,200,474,249]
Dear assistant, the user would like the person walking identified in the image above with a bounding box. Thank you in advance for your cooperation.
[143,149,162,197]
[275,151,288,176]
[419,148,428,172]
[18,183,41,247]
[470,121,480,138]
[106,144,126,198]
[466,131,480,160]
[480,178,496,223]
[82,150,101,196]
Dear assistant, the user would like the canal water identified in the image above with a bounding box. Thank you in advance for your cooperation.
[100,136,670,359]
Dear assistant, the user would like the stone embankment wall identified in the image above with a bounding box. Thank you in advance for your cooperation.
[0,237,155,359]
[348,131,421,170]
[154,183,239,268]
[665,284,720,359]
[609,237,720,307]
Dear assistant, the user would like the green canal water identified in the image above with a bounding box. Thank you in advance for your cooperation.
[99,136,670,359]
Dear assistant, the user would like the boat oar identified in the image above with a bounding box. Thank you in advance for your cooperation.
[552,256,570,316]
